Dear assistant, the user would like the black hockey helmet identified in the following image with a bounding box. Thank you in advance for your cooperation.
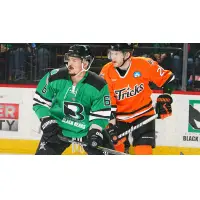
[64,44,94,64]
[108,43,134,67]
[109,43,133,52]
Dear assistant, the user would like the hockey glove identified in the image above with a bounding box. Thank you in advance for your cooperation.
[87,129,104,148]
[106,123,119,145]
[41,117,62,143]
[106,123,126,146]
[155,94,173,119]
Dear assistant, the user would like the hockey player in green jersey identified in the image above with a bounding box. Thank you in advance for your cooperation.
[33,44,112,155]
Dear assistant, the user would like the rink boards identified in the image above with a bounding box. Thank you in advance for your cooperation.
[1,138,200,155]
[0,86,200,155]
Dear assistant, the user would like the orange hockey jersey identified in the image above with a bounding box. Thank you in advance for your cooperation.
[100,57,173,123]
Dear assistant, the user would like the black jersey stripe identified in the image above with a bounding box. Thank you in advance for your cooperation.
[117,100,152,115]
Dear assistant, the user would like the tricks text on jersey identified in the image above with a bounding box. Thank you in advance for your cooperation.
[114,83,144,101]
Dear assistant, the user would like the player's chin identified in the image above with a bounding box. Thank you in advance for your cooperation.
[112,62,119,67]
[113,63,120,68]
[68,71,76,76]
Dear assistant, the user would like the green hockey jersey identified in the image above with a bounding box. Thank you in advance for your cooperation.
[33,67,111,138]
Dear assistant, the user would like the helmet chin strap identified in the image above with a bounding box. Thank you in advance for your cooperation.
[67,57,94,78]
[73,63,86,77]
[118,53,131,68]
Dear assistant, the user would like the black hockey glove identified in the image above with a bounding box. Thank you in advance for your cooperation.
[106,123,130,146]
[41,117,62,143]
[106,123,119,145]
[87,129,104,148]
[155,94,173,119]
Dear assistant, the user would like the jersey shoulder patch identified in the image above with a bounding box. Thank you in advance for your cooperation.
[49,67,69,83]
[83,71,107,91]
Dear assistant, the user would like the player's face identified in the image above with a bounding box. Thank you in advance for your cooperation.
[108,50,126,67]
[67,56,83,76]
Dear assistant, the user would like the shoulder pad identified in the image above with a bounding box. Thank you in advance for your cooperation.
[83,71,107,91]
[49,67,69,83]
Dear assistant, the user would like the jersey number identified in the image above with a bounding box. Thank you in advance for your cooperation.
[42,84,47,94]
[157,66,164,77]
[64,102,84,120]
[104,96,111,106]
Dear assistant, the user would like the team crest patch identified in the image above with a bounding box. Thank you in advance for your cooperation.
[133,71,141,78]
[51,69,59,75]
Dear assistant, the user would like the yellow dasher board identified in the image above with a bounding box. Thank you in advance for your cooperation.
[1,139,200,155]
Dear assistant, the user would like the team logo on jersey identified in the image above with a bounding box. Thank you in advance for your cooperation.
[133,71,141,78]
[64,101,85,120]
[114,84,144,101]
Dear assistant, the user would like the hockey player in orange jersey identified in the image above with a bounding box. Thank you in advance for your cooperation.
[100,44,175,155]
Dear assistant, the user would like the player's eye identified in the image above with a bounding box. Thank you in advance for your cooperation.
[73,58,79,62]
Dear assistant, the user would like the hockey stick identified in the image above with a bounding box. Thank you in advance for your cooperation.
[34,123,127,155]
[35,114,157,155]
[117,114,158,139]
[57,134,128,155]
